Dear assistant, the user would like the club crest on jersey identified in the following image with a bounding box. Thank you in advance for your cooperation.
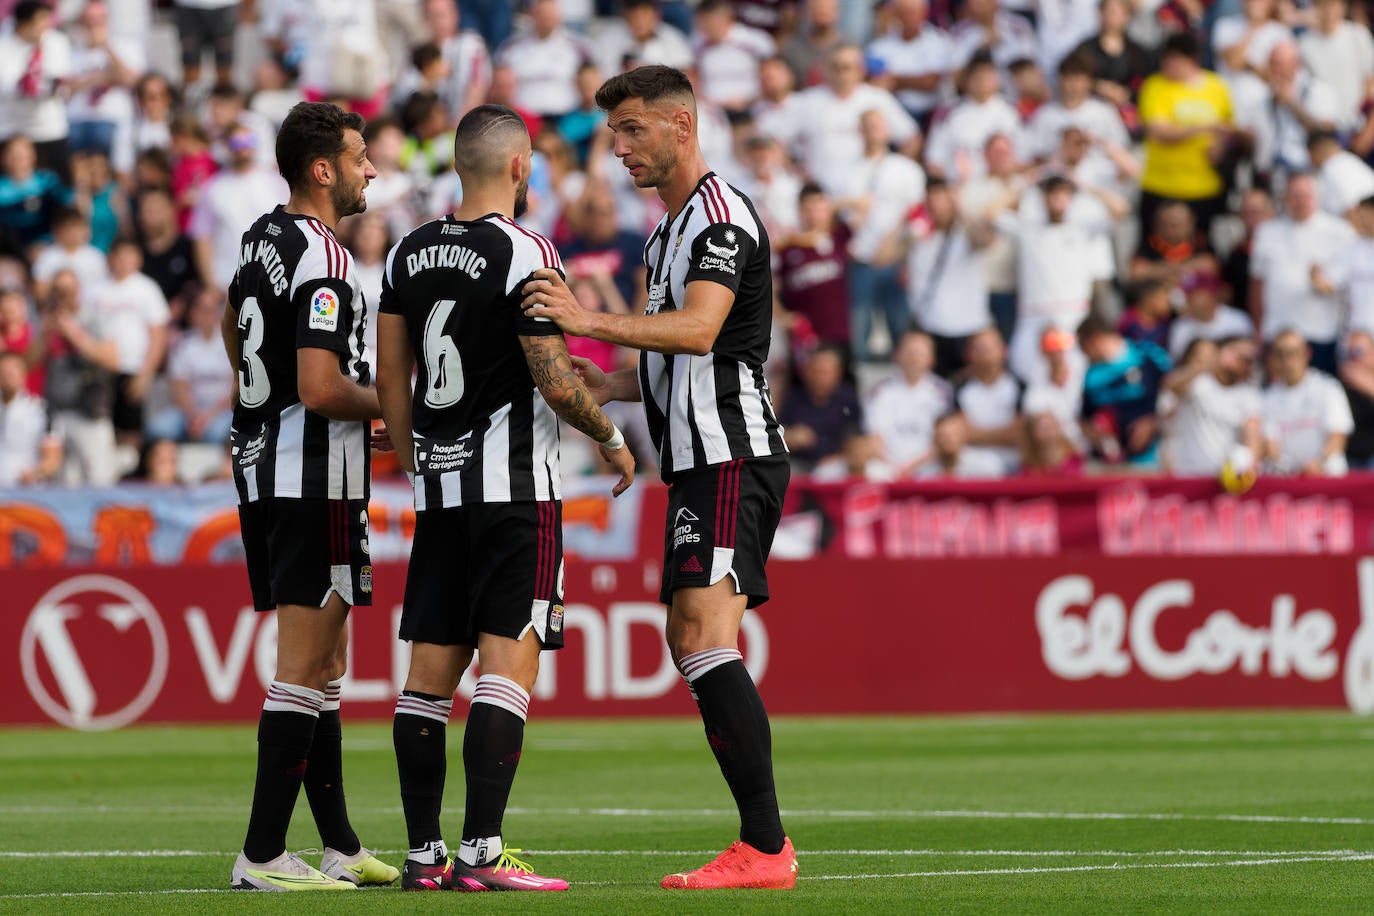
[309,288,339,331]
[697,228,739,274]
[359,565,372,593]
[550,604,564,633]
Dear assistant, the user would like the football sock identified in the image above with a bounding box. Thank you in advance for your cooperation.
[303,679,360,855]
[243,681,324,863]
[393,691,453,851]
[680,649,786,855]
[460,674,529,863]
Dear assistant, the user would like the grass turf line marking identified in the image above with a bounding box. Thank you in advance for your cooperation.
[5,805,1374,826]
[1,848,1367,859]
[806,852,1374,881]
[3,852,1373,897]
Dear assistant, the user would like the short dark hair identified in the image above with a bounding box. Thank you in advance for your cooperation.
[798,181,826,201]
[13,2,51,26]
[1307,128,1340,151]
[595,64,695,113]
[1058,51,1094,79]
[452,104,529,179]
[208,81,243,103]
[275,102,365,193]
[50,206,85,230]
[411,43,442,72]
[1358,194,1374,209]
[1076,314,1115,343]
[1161,31,1200,62]
[399,91,443,135]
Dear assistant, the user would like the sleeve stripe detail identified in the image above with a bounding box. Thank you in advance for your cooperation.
[705,177,732,224]
[497,215,560,269]
[305,219,349,281]
[695,184,722,224]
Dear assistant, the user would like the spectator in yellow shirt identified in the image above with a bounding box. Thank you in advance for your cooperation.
[1139,32,1241,237]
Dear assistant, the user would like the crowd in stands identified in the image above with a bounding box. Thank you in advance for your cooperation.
[2,0,1374,489]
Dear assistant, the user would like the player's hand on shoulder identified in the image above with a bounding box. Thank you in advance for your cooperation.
[521,268,592,335]
[600,438,635,497]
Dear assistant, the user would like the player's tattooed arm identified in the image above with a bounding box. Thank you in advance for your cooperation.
[520,333,616,443]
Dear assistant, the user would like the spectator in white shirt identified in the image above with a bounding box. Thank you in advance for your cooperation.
[1162,335,1263,477]
[780,0,848,90]
[1212,0,1293,85]
[1022,327,1087,450]
[863,330,953,475]
[1250,172,1355,373]
[0,350,57,485]
[958,133,1026,343]
[1168,272,1256,360]
[923,51,1025,182]
[903,177,993,376]
[994,174,1116,381]
[65,1,143,170]
[949,0,1039,76]
[145,289,234,444]
[0,1,73,178]
[751,55,805,151]
[597,0,694,75]
[1306,130,1374,217]
[955,326,1025,473]
[423,0,492,120]
[1299,0,1374,131]
[736,134,802,239]
[1250,41,1342,180]
[1027,52,1131,164]
[496,0,593,120]
[915,410,1006,478]
[1261,328,1353,475]
[30,207,109,305]
[189,125,289,291]
[86,238,170,443]
[692,0,777,119]
[839,107,925,361]
[791,44,921,192]
[1315,194,1374,337]
[866,0,953,127]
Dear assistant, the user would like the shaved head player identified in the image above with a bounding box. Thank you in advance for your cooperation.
[522,65,796,890]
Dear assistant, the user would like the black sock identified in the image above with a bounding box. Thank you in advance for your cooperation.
[303,709,360,855]
[393,691,453,852]
[461,676,530,847]
[243,703,319,863]
[690,660,785,854]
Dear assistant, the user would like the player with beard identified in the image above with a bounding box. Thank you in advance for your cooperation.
[522,66,795,890]
[376,104,634,892]
[223,101,398,891]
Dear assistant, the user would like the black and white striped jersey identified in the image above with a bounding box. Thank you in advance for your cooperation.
[640,172,787,477]
[227,205,371,504]
[379,213,566,510]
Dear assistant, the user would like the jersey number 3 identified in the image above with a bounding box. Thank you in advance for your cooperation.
[422,298,465,408]
[238,296,270,408]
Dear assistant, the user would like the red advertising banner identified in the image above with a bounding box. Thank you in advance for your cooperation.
[776,477,1373,559]
[6,552,1373,729]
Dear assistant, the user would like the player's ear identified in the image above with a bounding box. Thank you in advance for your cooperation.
[312,156,334,188]
[674,108,692,143]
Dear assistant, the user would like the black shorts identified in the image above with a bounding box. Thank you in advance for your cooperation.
[174,5,238,69]
[400,501,565,649]
[660,456,789,608]
[238,497,373,612]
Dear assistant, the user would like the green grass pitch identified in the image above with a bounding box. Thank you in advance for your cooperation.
[1,712,1372,913]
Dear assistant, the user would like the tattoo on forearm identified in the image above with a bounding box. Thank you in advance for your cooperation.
[525,337,614,442]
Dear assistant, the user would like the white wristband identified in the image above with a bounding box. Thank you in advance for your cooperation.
[599,425,625,451]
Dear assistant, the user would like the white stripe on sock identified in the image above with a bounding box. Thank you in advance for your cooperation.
[678,648,743,684]
[323,679,342,713]
[263,681,326,717]
[471,674,530,722]
[394,694,453,724]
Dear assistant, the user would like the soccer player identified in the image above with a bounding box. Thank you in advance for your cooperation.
[375,104,635,892]
[522,65,797,890]
[222,101,398,891]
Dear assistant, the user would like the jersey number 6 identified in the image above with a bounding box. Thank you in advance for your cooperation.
[422,298,465,408]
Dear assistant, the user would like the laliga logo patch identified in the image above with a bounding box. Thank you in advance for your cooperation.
[309,288,339,331]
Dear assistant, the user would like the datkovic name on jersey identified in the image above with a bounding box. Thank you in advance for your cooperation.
[407,244,487,279]
[239,240,289,295]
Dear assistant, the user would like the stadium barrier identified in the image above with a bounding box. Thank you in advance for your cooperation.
[5,478,1374,729]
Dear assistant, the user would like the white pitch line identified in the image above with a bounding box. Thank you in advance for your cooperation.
[807,852,1374,881]
[2,852,1371,898]
[3,805,1373,826]
[0,848,1365,859]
